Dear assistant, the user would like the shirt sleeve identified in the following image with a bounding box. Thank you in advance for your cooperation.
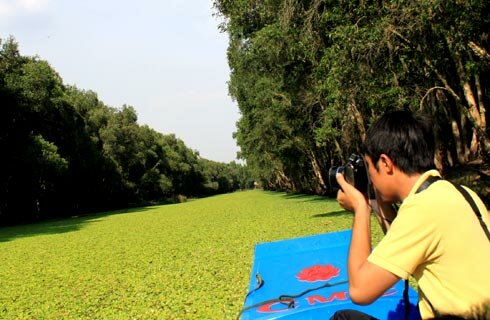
[368,199,441,279]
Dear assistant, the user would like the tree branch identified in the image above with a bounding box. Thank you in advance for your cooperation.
[419,86,448,111]
[468,41,490,66]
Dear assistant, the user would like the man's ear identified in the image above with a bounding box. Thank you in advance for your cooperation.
[379,154,394,174]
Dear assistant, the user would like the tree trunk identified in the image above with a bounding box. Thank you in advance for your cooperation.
[308,149,327,193]
[447,36,490,159]
[334,137,344,162]
[474,74,489,159]
[348,101,367,141]
[474,75,487,130]
[460,77,490,159]
[451,116,468,164]
[424,56,490,162]
[434,146,443,171]
[277,169,295,192]
[468,41,490,66]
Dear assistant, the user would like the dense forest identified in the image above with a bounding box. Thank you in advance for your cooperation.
[213,0,489,197]
[2,1,489,224]
[0,37,254,225]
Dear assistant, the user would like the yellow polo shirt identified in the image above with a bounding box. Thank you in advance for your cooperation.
[368,170,490,319]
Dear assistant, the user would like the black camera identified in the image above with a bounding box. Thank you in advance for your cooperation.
[328,154,369,194]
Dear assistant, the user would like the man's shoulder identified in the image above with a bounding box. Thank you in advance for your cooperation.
[404,177,457,207]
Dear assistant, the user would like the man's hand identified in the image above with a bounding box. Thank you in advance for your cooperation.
[336,173,400,306]
[336,173,370,213]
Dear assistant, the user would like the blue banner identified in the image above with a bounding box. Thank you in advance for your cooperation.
[241,230,420,320]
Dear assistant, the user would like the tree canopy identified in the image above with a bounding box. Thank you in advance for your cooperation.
[0,37,253,225]
[213,0,489,194]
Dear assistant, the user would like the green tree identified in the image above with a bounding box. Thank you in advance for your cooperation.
[214,0,489,194]
[0,35,269,224]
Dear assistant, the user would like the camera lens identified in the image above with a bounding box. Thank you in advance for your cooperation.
[343,165,355,185]
[328,166,339,190]
[328,166,345,191]
[327,154,369,194]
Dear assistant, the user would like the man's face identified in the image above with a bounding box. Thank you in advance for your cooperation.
[364,154,397,203]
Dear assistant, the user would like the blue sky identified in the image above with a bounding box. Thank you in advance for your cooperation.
[0,0,241,163]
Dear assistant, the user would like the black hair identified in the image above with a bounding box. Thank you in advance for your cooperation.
[360,110,436,175]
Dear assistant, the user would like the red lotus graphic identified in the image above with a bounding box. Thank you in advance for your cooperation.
[296,264,340,282]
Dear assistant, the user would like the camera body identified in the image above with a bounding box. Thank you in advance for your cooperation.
[328,154,369,194]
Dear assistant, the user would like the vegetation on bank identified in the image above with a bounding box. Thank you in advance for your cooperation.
[0,38,254,225]
[2,1,489,225]
[213,0,489,195]
[0,190,374,320]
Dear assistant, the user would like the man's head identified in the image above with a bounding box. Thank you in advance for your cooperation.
[361,110,436,175]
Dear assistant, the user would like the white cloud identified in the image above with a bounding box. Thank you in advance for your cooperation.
[0,1,15,19]
[0,0,48,20]
[18,0,49,12]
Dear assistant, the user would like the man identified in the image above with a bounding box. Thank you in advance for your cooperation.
[332,110,490,319]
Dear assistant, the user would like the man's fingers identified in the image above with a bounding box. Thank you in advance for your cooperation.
[336,173,349,191]
[336,189,346,209]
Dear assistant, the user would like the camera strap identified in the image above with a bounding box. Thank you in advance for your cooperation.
[236,277,348,319]
[415,175,441,194]
[416,175,490,241]
[448,181,490,241]
[414,175,490,318]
